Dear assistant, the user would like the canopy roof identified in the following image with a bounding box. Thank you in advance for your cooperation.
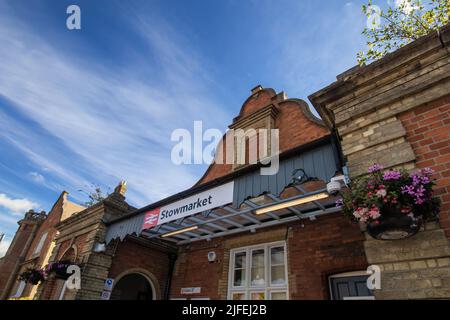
[105,137,343,245]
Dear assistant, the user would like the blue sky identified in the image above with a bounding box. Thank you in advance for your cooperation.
[0,0,371,255]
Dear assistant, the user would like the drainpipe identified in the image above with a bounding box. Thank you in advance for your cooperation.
[330,127,346,169]
[437,29,445,48]
[164,252,177,300]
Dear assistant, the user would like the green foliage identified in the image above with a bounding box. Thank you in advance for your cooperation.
[357,0,450,65]
[79,183,109,207]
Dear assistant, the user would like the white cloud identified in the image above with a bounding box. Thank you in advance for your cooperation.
[29,172,45,184]
[0,3,233,207]
[394,0,419,14]
[0,238,12,258]
[0,193,38,216]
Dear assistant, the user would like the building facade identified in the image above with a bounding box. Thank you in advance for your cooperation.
[309,23,450,299]
[1,24,449,300]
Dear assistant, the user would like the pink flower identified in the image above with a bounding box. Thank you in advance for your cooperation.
[368,207,381,219]
[376,189,387,198]
[421,168,434,175]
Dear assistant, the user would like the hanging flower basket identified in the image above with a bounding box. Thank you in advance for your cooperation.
[45,260,73,280]
[338,164,440,240]
[366,206,421,240]
[18,268,45,285]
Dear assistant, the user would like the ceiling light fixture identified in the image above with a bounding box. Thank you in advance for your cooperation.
[254,192,329,215]
[160,226,198,238]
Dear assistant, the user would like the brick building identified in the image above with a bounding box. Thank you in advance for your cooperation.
[309,23,450,299]
[0,86,370,300]
[0,191,85,299]
[1,24,449,300]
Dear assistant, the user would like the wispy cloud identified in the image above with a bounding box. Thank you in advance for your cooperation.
[29,172,45,184]
[0,2,233,208]
[0,193,39,216]
[256,1,366,101]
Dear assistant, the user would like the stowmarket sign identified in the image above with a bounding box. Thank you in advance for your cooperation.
[141,181,234,230]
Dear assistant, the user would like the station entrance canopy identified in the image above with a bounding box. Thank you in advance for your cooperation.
[105,141,343,245]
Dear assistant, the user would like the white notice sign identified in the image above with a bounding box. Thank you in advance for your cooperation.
[142,181,234,230]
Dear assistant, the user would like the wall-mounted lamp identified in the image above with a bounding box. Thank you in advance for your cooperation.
[291,168,308,185]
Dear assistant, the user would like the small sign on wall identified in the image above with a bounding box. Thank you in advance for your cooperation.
[100,290,111,300]
[181,287,201,295]
[104,278,114,291]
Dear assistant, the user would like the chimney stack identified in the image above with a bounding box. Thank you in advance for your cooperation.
[251,85,263,95]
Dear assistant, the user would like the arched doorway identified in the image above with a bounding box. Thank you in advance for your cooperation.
[110,273,154,300]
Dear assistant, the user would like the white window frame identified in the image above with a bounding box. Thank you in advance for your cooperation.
[228,241,289,300]
[12,280,26,298]
[33,232,48,255]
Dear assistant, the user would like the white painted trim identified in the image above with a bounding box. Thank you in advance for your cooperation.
[329,271,368,278]
[12,281,26,298]
[343,296,375,300]
[58,281,67,300]
[227,241,288,300]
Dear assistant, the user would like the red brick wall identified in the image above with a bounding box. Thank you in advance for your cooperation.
[0,221,39,297]
[25,195,65,265]
[399,95,450,238]
[170,241,225,300]
[237,89,274,119]
[170,214,366,300]
[287,214,367,299]
[108,239,172,299]
[196,89,329,186]
[277,101,329,152]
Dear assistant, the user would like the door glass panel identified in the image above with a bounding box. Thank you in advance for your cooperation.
[251,292,265,300]
[270,247,284,265]
[330,275,373,300]
[251,249,265,286]
[231,292,245,300]
[233,252,246,286]
[234,252,246,268]
[270,246,285,285]
[271,292,287,300]
[234,270,245,287]
[271,266,286,285]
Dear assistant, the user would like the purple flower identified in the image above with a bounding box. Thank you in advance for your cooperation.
[383,170,401,180]
[368,164,384,173]
[335,199,344,208]
[421,168,434,176]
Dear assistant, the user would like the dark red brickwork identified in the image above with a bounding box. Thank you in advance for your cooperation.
[196,89,330,185]
[399,95,450,238]
[25,193,65,264]
[0,222,39,297]
[108,239,173,299]
[287,214,367,299]
[170,241,226,300]
[170,214,366,300]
